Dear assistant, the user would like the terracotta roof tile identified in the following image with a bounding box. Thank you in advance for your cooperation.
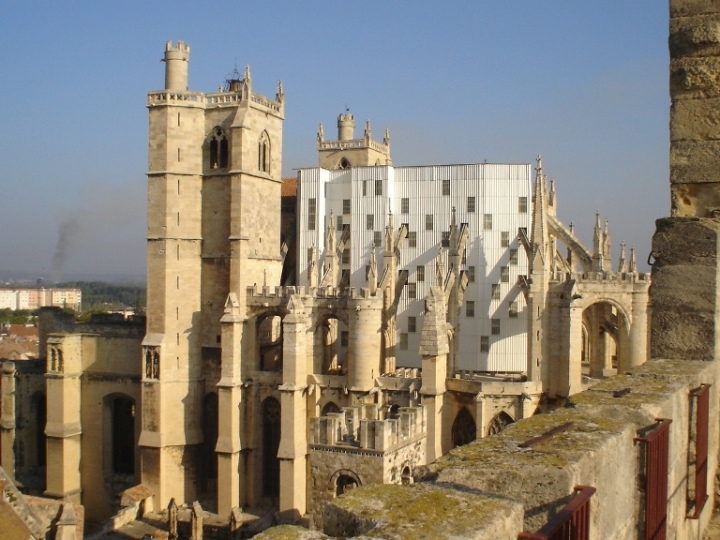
[281,177,297,197]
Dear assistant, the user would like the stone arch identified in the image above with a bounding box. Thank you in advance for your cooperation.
[207,126,229,169]
[579,298,631,378]
[451,407,476,448]
[321,401,341,416]
[487,411,514,436]
[330,469,361,497]
[400,462,413,485]
[103,393,136,476]
[261,397,281,499]
[338,157,351,170]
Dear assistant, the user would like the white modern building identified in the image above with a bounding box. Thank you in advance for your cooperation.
[297,161,531,372]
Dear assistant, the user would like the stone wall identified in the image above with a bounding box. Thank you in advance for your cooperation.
[256,358,718,539]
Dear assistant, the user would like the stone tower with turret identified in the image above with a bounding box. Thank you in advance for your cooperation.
[317,112,391,168]
[141,40,284,507]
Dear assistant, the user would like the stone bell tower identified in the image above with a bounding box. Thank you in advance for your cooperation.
[317,111,392,169]
[141,40,284,508]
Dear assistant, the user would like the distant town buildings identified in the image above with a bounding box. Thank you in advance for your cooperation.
[0,288,81,312]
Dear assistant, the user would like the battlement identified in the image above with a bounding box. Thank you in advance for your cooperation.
[318,138,388,153]
[165,40,189,53]
[147,89,282,113]
[550,270,650,284]
[245,284,378,301]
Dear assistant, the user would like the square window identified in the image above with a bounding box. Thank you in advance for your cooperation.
[401,198,410,214]
[374,231,382,247]
[408,316,417,333]
[342,248,350,265]
[509,248,518,265]
[501,266,510,283]
[492,318,501,335]
[417,265,425,282]
[466,301,475,317]
[343,199,351,214]
[366,214,374,230]
[442,179,450,196]
[509,301,518,318]
[467,196,476,213]
[399,333,408,350]
[491,284,501,300]
[484,214,493,230]
[375,180,383,196]
[519,196,528,213]
[480,336,489,353]
[408,231,417,247]
[341,331,349,347]
[501,231,509,247]
[468,266,475,283]
[408,283,417,299]
[426,214,434,231]
[441,231,450,247]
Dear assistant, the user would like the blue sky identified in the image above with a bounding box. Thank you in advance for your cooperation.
[0,1,668,282]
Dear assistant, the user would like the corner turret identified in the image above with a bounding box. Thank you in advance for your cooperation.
[163,40,190,91]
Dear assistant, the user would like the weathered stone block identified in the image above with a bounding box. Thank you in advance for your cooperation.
[671,97,720,141]
[650,217,720,361]
[671,57,720,98]
[670,13,720,58]
[671,0,720,18]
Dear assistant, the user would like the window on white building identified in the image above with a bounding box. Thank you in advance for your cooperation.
[442,179,450,196]
[466,301,475,317]
[501,266,510,283]
[501,231,509,247]
[492,319,501,335]
[366,215,374,230]
[519,196,528,213]
[426,215,433,231]
[417,265,425,282]
[491,284,501,300]
[467,196,476,213]
[484,214,493,230]
[308,199,316,230]
[343,199,351,214]
[509,301,518,318]
[480,336,489,352]
[509,248,518,265]
[401,198,410,214]
[375,180,383,196]
[408,232,417,247]
[408,317,417,333]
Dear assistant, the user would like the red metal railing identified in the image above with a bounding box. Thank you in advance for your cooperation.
[518,485,596,540]
[689,384,710,518]
[635,418,672,540]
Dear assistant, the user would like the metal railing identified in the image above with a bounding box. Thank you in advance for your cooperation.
[635,418,672,540]
[518,485,595,540]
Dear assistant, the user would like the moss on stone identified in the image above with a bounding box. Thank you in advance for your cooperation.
[253,524,329,540]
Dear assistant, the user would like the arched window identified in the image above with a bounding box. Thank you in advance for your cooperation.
[487,411,514,436]
[338,158,351,170]
[208,127,229,169]
[31,393,46,468]
[262,397,281,498]
[259,131,270,173]
[201,393,218,485]
[451,407,476,448]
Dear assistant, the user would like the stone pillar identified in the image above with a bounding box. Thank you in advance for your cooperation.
[277,296,308,521]
[347,294,383,392]
[45,335,82,504]
[651,3,720,362]
[217,294,245,515]
[420,286,449,462]
[626,282,649,369]
[0,362,16,479]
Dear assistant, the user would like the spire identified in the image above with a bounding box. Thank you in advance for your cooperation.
[276,80,284,102]
[384,212,394,252]
[308,243,317,287]
[449,206,460,255]
[603,218,612,271]
[242,64,252,98]
[436,246,445,286]
[618,241,627,272]
[364,119,372,139]
[530,155,548,273]
[317,123,324,145]
[629,246,637,273]
[548,178,556,211]
[368,244,378,292]
[592,211,604,271]
[327,211,336,252]
[383,127,391,146]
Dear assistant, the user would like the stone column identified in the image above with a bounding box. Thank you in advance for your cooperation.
[44,335,82,504]
[347,294,383,392]
[626,282,649,369]
[277,296,308,521]
[217,294,245,515]
[0,362,16,479]
[651,2,720,362]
